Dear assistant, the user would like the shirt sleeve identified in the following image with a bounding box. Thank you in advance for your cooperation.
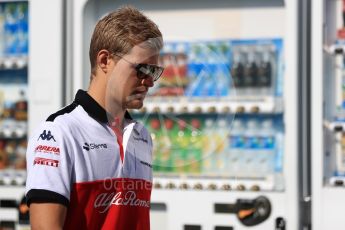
[25,121,73,207]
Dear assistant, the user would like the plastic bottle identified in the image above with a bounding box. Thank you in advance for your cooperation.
[202,43,216,97]
[186,44,204,97]
[227,119,245,177]
[160,118,173,172]
[218,41,231,65]
[202,119,215,174]
[0,4,5,57]
[243,46,258,96]
[230,47,245,96]
[149,118,162,172]
[176,43,188,78]
[215,64,229,97]
[200,69,214,97]
[164,118,179,172]
[214,119,229,174]
[173,119,188,173]
[175,120,189,147]
[274,127,285,190]
[243,119,260,178]
[258,46,273,96]
[4,3,18,56]
[187,118,203,174]
[16,3,28,55]
[257,119,276,176]
[0,141,7,169]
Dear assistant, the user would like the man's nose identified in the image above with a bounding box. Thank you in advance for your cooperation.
[141,76,154,87]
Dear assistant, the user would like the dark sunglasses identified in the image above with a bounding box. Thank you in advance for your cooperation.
[113,54,164,81]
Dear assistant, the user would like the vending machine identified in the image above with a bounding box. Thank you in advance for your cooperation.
[0,0,66,228]
[312,0,345,229]
[0,0,29,228]
[1,0,301,229]
[66,0,299,229]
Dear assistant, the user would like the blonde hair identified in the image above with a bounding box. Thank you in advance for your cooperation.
[89,5,163,76]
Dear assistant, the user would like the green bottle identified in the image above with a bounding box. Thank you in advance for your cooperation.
[172,119,188,174]
[149,118,162,172]
[159,118,173,173]
[186,118,203,174]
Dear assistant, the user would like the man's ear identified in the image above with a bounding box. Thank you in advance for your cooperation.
[96,49,112,73]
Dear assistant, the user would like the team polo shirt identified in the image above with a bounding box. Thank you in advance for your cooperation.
[25,90,153,230]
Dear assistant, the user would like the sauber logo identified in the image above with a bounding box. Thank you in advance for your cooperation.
[94,191,150,213]
[83,142,107,151]
[35,145,60,155]
[33,157,59,167]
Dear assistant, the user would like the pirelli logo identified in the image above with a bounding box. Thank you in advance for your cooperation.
[33,157,59,167]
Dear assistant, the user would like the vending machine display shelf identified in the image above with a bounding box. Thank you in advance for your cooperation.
[0,56,28,70]
[0,120,27,138]
[152,176,280,192]
[324,120,345,132]
[133,97,283,114]
[0,170,26,187]
[329,176,345,187]
[0,0,27,3]
[323,41,345,55]
[0,208,18,222]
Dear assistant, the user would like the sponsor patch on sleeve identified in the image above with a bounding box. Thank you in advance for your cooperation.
[33,157,59,167]
[37,130,56,142]
[34,145,60,155]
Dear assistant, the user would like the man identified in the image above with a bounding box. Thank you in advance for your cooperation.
[25,6,164,230]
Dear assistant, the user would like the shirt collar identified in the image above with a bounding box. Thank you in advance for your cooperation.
[74,89,132,124]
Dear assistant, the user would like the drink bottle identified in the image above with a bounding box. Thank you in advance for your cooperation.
[227,119,245,177]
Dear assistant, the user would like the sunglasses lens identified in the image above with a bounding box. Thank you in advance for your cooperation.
[136,64,164,81]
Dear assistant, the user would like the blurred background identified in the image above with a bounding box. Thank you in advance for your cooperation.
[0,0,342,229]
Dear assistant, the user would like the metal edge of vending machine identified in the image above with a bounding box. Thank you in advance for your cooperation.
[297,0,312,229]
[311,0,345,229]
[62,0,74,105]
[284,0,300,229]
[71,0,89,95]
[311,0,323,228]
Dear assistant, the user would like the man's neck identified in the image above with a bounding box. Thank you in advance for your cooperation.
[87,76,126,128]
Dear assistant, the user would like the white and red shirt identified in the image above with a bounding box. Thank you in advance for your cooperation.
[25,90,153,230]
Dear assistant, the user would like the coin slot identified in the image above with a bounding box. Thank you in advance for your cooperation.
[184,225,201,230]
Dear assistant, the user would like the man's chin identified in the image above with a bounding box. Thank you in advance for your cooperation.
[126,100,144,110]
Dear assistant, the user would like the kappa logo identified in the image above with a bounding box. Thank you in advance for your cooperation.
[83,142,107,151]
[38,130,56,142]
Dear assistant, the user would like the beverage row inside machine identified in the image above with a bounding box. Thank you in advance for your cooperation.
[133,114,284,191]
[149,38,283,99]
